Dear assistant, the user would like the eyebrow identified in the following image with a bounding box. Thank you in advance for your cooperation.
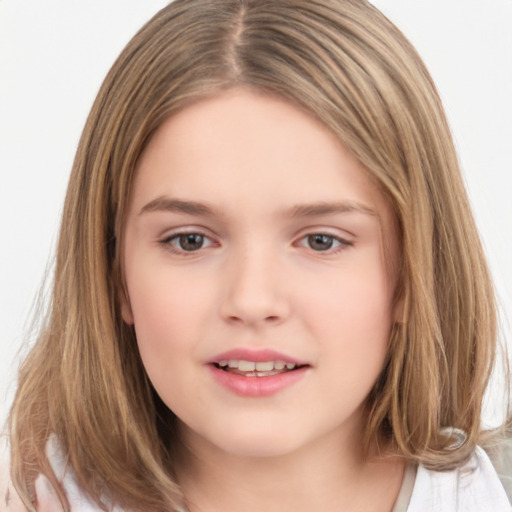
[139,197,376,218]
[288,201,377,218]
[139,197,219,217]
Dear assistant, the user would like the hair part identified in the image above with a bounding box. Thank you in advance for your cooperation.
[10,1,497,510]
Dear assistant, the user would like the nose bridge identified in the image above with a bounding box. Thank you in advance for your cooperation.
[220,238,289,325]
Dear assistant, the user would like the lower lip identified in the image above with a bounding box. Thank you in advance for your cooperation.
[208,365,309,397]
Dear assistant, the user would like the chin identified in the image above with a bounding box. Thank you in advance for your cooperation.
[182,417,310,459]
[214,434,304,459]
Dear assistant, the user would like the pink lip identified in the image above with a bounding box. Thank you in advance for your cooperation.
[208,348,307,365]
[207,348,310,397]
[208,365,309,397]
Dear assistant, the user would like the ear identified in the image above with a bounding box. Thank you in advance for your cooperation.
[119,286,134,325]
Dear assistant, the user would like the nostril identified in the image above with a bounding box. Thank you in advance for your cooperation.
[226,314,281,324]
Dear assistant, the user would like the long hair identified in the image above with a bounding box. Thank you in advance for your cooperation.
[9,0,497,510]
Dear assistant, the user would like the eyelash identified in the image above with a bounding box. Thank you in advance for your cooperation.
[159,231,353,255]
[295,233,353,254]
[159,232,215,254]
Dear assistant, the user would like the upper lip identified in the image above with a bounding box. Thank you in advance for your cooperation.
[208,348,308,366]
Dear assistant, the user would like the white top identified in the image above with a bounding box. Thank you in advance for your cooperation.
[392,446,512,512]
[1,435,511,512]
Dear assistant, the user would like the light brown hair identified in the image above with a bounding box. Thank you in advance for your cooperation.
[9,0,497,510]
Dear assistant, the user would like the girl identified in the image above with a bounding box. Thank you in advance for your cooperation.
[3,0,511,510]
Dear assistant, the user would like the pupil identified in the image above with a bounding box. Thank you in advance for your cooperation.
[309,234,333,251]
[180,234,204,251]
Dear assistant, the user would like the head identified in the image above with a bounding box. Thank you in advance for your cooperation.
[10,0,496,510]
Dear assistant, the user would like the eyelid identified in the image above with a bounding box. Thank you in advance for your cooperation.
[294,225,354,241]
[293,229,354,253]
[158,227,219,254]
[157,226,354,255]
[158,224,217,241]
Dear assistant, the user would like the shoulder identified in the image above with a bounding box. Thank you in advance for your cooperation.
[0,434,29,511]
[407,446,512,512]
[36,435,124,512]
[485,436,512,504]
[1,434,62,512]
[0,435,124,512]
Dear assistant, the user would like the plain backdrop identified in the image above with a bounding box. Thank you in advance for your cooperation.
[1,0,511,429]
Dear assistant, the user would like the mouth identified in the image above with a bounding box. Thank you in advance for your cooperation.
[212,359,307,378]
[208,349,310,396]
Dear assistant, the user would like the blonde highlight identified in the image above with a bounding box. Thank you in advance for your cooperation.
[9,1,498,510]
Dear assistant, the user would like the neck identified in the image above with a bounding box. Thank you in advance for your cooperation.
[175,422,405,512]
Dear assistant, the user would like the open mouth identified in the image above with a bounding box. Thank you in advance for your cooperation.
[213,359,307,377]
[208,353,310,396]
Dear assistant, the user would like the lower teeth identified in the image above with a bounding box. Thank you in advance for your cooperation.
[246,370,282,377]
[218,366,292,377]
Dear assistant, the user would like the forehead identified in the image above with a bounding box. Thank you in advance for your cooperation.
[130,88,392,223]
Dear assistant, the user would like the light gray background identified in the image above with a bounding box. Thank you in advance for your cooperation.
[1,0,511,428]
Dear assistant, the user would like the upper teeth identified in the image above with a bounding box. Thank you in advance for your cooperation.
[218,360,297,371]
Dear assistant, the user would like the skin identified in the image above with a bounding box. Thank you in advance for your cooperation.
[121,88,404,512]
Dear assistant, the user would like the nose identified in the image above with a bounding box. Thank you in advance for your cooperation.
[219,246,290,327]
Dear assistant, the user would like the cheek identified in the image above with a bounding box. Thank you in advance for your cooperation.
[125,267,216,388]
[311,275,393,414]
[299,257,394,374]
[303,256,393,333]
[127,281,208,416]
[128,266,212,337]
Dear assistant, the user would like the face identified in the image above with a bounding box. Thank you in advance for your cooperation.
[121,89,399,459]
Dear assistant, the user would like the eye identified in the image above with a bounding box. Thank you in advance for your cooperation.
[307,234,336,251]
[161,232,214,253]
[297,233,352,253]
